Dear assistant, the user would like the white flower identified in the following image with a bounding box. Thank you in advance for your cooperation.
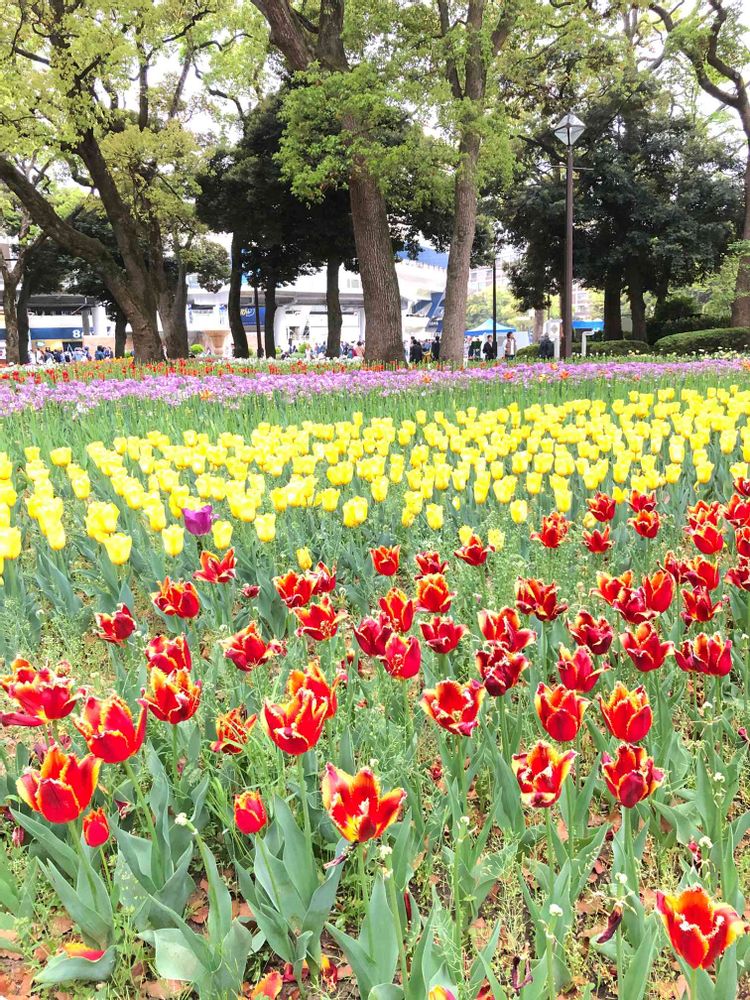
[699,836,713,850]
[713,772,726,783]
[549,904,563,917]
[174,812,189,826]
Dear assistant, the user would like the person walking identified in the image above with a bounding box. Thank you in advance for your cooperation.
[431,335,441,361]
[504,331,517,360]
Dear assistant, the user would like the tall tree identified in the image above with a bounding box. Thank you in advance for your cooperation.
[649,0,750,326]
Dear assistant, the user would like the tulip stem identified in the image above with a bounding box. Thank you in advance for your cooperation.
[545,808,555,872]
[385,851,409,986]
[297,755,312,844]
[689,965,698,1000]
[564,773,575,862]
[357,845,372,951]
[401,681,413,752]
[498,694,510,760]
[123,759,161,877]
[170,725,180,787]
[713,675,722,750]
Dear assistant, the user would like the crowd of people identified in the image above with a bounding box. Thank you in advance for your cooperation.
[24,344,115,365]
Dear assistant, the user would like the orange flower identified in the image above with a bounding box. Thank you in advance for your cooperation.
[621,622,673,673]
[83,807,110,847]
[152,577,201,619]
[94,604,136,644]
[478,607,535,652]
[628,490,657,513]
[674,632,732,677]
[515,578,568,622]
[556,644,608,693]
[512,740,576,808]
[656,886,745,969]
[587,492,616,522]
[143,667,202,724]
[476,644,528,697]
[567,610,613,656]
[379,587,415,632]
[628,509,660,539]
[381,633,422,678]
[419,616,467,654]
[601,744,663,807]
[210,706,257,753]
[421,679,485,737]
[724,491,750,527]
[144,634,191,675]
[321,763,406,842]
[0,658,80,725]
[250,971,283,999]
[370,545,400,576]
[234,790,267,834]
[582,526,612,553]
[531,511,570,549]
[62,942,107,962]
[726,557,750,591]
[311,561,337,595]
[262,689,328,755]
[414,550,448,577]
[74,694,147,763]
[593,570,633,607]
[681,587,722,625]
[17,744,100,824]
[641,570,674,613]
[273,570,315,609]
[353,615,394,657]
[294,598,346,642]
[535,683,588,742]
[193,548,236,584]
[415,573,455,614]
[454,532,493,566]
[286,660,343,719]
[222,623,284,672]
[598,682,652,742]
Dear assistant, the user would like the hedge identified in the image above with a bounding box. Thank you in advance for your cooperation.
[516,339,649,360]
[647,313,731,342]
[655,327,750,354]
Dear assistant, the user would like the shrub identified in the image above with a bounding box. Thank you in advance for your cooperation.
[189,344,205,356]
[586,339,650,356]
[647,313,731,342]
[516,345,540,359]
[655,327,750,354]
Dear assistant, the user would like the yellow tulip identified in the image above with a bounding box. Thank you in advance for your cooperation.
[162,524,185,557]
[0,526,22,559]
[212,520,233,550]
[342,496,368,528]
[318,488,340,513]
[425,504,444,530]
[458,524,474,546]
[24,447,40,462]
[47,524,66,551]
[297,546,313,571]
[103,533,132,565]
[70,476,91,500]
[255,513,277,543]
[510,500,528,524]
[50,447,72,467]
[401,508,416,528]
[487,528,505,551]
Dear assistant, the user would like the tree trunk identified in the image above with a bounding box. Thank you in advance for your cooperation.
[114,311,128,358]
[228,234,250,358]
[157,260,189,359]
[732,150,750,328]
[603,274,623,341]
[441,132,481,366]
[2,272,21,365]
[253,283,263,358]
[326,256,343,358]
[533,308,545,343]
[626,265,647,341]
[16,276,32,366]
[264,280,277,359]
[347,162,404,365]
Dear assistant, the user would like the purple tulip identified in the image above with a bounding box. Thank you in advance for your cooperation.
[183,504,214,536]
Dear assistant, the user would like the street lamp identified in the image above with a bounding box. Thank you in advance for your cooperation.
[553,112,585,360]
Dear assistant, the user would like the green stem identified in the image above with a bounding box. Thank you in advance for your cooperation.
[498,693,510,760]
[453,737,466,959]
[564,768,575,862]
[123,758,162,876]
[616,926,623,995]
[689,965,698,1000]
[170,724,180,787]
[256,834,283,910]
[69,820,99,904]
[714,674,723,751]
[386,852,409,987]
[297,755,312,844]
[545,807,556,872]
[401,680,413,752]
[357,845,372,951]
[546,925,556,1000]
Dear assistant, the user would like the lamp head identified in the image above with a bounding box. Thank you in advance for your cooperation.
[553,112,585,147]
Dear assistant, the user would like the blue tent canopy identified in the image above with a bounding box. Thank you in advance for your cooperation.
[572,319,604,331]
[464,318,516,337]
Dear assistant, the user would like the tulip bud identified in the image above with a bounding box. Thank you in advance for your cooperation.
[83,808,110,848]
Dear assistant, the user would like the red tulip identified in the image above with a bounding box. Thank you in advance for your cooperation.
[687,522,724,555]
[598,682,652,742]
[273,570,315,609]
[194,548,236,584]
[94,604,136,644]
[656,886,745,969]
[512,740,576,807]
[370,545,401,576]
[145,635,191,674]
[734,476,750,498]
[535,683,588,742]
[321,763,406,842]
[353,615,394,657]
[0,658,80,724]
[419,616,467,654]
[582,526,613,553]
[210,706,257,753]
[736,525,750,558]
[222,623,284,672]
[602,744,663,807]
[17,744,100,824]
[454,532,493,566]
[613,586,655,625]
[593,571,633,607]
[250,972,283,998]
[421,679,485,737]
[587,491,616,522]
[725,492,750,527]
[287,660,343,718]
[557,644,608,692]
[262,689,328,755]
[152,578,201,619]
[530,511,570,549]
[311,561,337,595]
[682,556,721,591]
[83,808,110,847]
[294,598,346,642]
[477,607,535,652]
[628,490,657,513]
[234,790,267,834]
[641,570,674,614]
[380,633,422,679]
[74,694,147,763]
[674,633,732,677]
[621,622,673,672]
[628,509,660,538]
[143,667,202,724]
[567,610,614,656]
[414,550,448,577]
[726,557,750,591]
[515,578,568,622]
[379,587,416,632]
[415,574,455,614]
[476,644,527,696]
[681,587,722,625]
[62,942,107,962]
[687,500,723,527]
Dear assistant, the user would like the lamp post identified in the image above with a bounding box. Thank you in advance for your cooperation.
[553,112,585,360]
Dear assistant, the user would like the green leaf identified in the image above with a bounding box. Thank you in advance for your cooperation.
[11,809,78,879]
[142,928,202,983]
[40,862,113,947]
[35,946,116,984]
[620,918,658,1000]
[368,987,404,1000]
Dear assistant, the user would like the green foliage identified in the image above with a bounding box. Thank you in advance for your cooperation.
[655,327,750,353]
[648,313,732,340]
[516,339,650,359]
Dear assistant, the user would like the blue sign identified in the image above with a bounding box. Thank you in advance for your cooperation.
[240,307,265,327]
[0,326,84,341]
